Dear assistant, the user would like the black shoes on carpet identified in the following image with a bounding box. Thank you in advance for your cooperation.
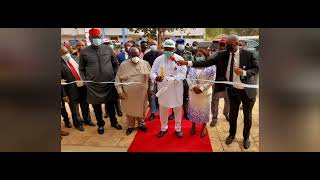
[149,113,155,121]
[157,129,168,138]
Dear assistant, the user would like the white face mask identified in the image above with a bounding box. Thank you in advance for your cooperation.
[131,57,140,63]
[61,53,71,61]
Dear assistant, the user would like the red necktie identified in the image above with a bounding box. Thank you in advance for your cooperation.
[66,60,81,81]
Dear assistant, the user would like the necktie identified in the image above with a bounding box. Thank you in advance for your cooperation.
[229,53,235,82]
[66,60,81,81]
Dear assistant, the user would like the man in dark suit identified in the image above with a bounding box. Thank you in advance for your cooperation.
[79,28,122,135]
[60,46,95,132]
[178,35,259,149]
[117,41,132,64]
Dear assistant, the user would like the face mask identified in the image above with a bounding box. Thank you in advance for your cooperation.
[150,45,157,52]
[109,44,114,49]
[177,44,185,51]
[195,56,204,61]
[92,38,102,46]
[164,51,173,59]
[62,53,71,61]
[131,57,140,63]
[226,44,235,52]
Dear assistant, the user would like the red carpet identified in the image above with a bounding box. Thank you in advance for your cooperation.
[128,110,213,152]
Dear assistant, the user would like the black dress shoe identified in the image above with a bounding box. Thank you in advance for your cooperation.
[84,121,96,126]
[98,127,104,135]
[157,129,168,138]
[226,135,235,145]
[176,131,183,138]
[149,113,155,121]
[224,114,229,121]
[168,113,175,120]
[243,139,251,149]
[184,115,189,120]
[126,128,134,135]
[75,126,85,131]
[117,111,123,117]
[64,121,72,128]
[104,113,109,118]
[111,124,122,130]
[210,120,217,127]
[138,126,147,132]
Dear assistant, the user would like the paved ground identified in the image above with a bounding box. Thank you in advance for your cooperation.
[61,98,259,152]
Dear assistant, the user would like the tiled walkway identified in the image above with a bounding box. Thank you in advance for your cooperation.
[61,98,259,152]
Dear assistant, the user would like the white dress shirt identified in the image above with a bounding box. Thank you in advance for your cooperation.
[64,57,84,87]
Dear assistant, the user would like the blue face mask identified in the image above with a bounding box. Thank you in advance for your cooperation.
[61,53,71,61]
[177,44,185,51]
[109,44,114,49]
[92,38,102,46]
[195,56,204,61]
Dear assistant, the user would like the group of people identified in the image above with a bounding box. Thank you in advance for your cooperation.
[61,28,259,149]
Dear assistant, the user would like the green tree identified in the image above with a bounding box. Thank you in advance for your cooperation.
[205,28,259,40]
[127,28,186,49]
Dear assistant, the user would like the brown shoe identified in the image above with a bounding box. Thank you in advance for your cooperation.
[61,130,69,136]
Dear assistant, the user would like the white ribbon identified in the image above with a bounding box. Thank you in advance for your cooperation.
[61,79,259,89]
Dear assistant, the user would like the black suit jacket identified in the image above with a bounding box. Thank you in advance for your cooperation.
[61,59,81,101]
[192,49,259,99]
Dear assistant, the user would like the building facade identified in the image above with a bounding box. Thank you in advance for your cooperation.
[61,28,205,47]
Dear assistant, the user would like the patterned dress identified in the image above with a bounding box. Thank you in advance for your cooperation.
[187,65,216,123]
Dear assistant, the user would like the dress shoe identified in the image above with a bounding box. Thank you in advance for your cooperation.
[226,135,235,145]
[200,127,206,138]
[126,128,134,135]
[168,113,175,120]
[111,124,122,130]
[184,115,189,120]
[97,127,104,135]
[104,113,109,118]
[210,119,217,127]
[243,139,251,149]
[176,131,183,138]
[224,114,229,121]
[138,126,147,132]
[75,126,85,131]
[117,111,123,117]
[149,113,155,121]
[61,131,69,136]
[157,129,168,138]
[191,125,196,136]
[64,121,72,128]
[84,121,96,126]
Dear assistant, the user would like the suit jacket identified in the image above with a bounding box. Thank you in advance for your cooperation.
[61,59,81,101]
[192,49,259,99]
[116,52,127,64]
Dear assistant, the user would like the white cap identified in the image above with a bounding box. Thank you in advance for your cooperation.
[163,39,175,48]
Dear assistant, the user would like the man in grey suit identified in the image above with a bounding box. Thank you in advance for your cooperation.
[178,35,259,149]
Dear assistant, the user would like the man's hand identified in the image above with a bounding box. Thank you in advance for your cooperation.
[234,67,244,76]
[62,96,70,103]
[119,93,127,100]
[155,76,164,82]
[193,87,203,94]
[148,90,154,97]
[177,60,188,66]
